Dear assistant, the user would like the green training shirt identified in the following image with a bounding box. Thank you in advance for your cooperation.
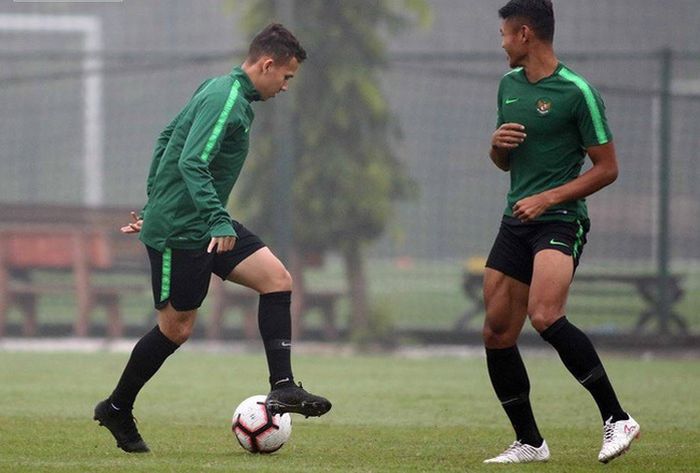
[496,62,613,222]
[139,67,260,251]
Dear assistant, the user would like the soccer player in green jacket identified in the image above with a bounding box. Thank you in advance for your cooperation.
[94,23,331,453]
[481,0,639,464]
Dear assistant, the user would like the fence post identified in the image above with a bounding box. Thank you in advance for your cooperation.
[657,48,672,335]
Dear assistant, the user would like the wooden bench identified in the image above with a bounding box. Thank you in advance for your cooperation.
[207,277,344,340]
[455,261,688,334]
[0,225,147,338]
[570,272,687,333]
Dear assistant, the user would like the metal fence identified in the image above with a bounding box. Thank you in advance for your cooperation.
[0,1,698,341]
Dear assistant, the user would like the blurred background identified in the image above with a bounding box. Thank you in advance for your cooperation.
[1,0,698,348]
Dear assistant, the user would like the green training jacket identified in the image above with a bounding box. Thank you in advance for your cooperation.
[139,67,260,251]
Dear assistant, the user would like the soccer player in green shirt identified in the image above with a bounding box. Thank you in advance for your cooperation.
[93,24,331,453]
[482,0,639,464]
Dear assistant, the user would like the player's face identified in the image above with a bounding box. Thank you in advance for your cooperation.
[500,19,527,68]
[258,57,299,101]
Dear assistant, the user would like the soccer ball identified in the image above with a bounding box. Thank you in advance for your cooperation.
[232,395,292,453]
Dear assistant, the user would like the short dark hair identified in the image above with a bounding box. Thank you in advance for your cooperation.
[498,0,554,43]
[248,23,307,64]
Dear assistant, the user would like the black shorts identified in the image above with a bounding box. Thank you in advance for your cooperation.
[485,216,590,285]
[146,221,266,311]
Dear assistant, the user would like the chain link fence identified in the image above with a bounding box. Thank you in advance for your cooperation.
[1,0,698,340]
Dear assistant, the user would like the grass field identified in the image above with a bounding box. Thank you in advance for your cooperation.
[0,348,698,472]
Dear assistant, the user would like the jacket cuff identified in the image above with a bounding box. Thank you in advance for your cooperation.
[210,222,237,238]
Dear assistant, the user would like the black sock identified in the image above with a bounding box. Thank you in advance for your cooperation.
[486,346,543,447]
[540,316,627,423]
[258,291,294,389]
[110,325,179,410]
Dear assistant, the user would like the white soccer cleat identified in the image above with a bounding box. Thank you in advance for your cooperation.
[598,415,641,463]
[483,440,550,464]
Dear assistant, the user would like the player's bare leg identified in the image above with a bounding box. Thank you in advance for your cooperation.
[531,250,639,463]
[527,249,572,332]
[227,247,292,294]
[482,269,550,463]
[483,268,529,349]
[227,248,331,417]
[157,303,198,345]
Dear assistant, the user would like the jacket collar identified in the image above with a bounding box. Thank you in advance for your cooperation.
[231,66,261,102]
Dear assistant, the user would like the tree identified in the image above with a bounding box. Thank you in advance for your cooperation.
[234,0,430,340]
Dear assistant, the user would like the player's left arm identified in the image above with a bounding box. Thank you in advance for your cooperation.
[179,91,242,253]
[512,142,618,222]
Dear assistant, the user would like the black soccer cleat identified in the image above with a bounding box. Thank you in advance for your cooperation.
[265,382,332,418]
[93,399,150,453]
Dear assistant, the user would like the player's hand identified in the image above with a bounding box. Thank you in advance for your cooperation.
[120,211,143,234]
[207,236,237,253]
[512,193,553,222]
[492,123,526,149]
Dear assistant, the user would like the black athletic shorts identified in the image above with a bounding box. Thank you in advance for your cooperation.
[485,216,590,285]
[146,221,266,311]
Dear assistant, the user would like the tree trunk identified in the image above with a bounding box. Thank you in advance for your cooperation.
[342,241,369,338]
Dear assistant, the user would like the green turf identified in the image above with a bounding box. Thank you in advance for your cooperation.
[0,350,698,472]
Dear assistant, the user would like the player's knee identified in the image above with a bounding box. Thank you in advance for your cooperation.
[166,328,188,345]
[269,267,292,292]
[482,320,516,348]
[482,325,497,346]
[182,322,196,342]
[160,320,194,345]
[528,307,561,333]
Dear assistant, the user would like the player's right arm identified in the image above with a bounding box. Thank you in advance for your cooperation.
[489,79,525,171]
[490,123,526,171]
[120,211,142,234]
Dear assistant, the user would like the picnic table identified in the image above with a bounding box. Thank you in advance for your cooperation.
[454,260,687,334]
[0,204,150,338]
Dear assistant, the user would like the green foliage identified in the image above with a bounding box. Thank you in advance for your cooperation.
[233,0,429,253]
[350,297,398,348]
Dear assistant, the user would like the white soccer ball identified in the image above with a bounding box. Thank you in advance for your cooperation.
[232,395,292,453]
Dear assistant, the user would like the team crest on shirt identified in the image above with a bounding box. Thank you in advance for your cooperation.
[536,97,552,115]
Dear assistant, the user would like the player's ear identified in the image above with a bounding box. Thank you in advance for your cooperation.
[261,57,274,74]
